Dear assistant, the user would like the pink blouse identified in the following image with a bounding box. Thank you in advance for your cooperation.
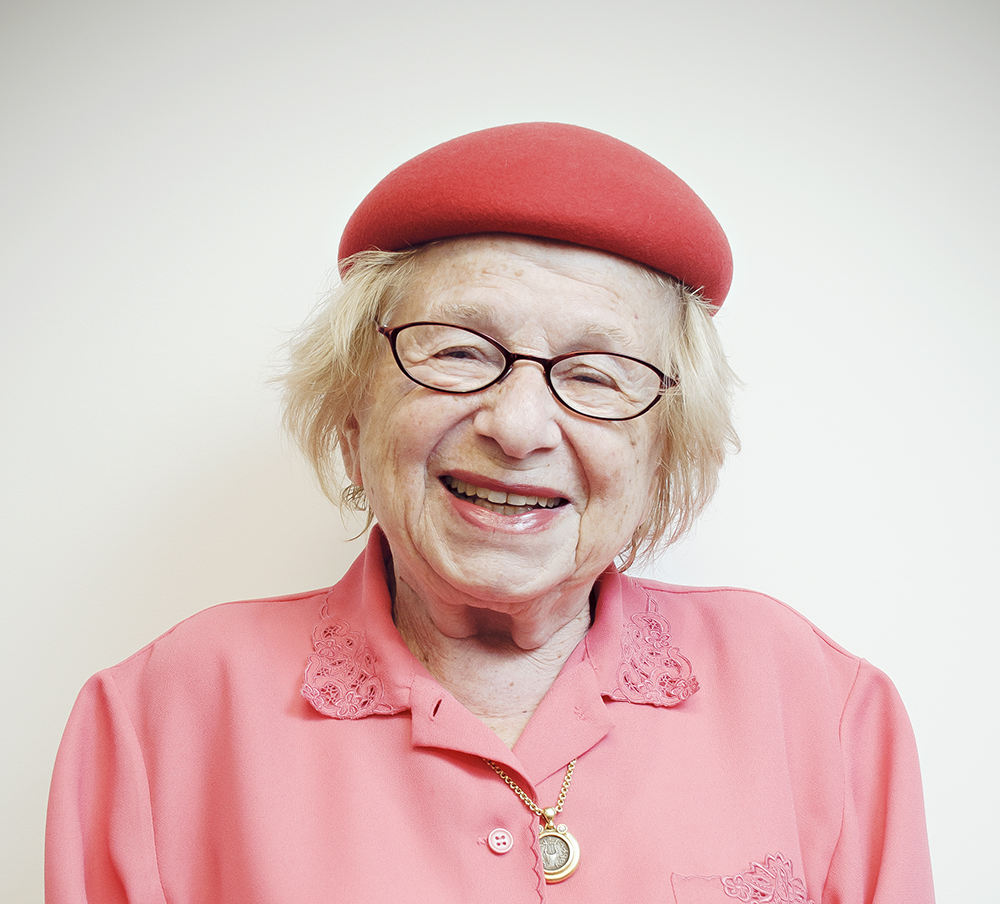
[46,529,934,902]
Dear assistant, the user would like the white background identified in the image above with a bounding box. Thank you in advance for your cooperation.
[2,1,997,900]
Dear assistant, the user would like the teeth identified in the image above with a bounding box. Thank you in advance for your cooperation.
[444,476,562,511]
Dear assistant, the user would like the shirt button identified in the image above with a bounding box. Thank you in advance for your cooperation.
[488,828,514,854]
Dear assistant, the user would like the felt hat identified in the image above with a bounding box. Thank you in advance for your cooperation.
[339,122,732,308]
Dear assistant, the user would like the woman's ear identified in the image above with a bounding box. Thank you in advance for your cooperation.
[339,413,363,487]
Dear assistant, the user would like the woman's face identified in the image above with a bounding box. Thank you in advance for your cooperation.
[342,236,669,615]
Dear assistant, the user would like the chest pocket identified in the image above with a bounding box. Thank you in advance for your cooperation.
[670,853,815,904]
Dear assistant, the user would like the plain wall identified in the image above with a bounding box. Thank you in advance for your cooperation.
[2,1,997,900]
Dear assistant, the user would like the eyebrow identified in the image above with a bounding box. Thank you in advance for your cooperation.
[574,323,641,351]
[425,301,490,323]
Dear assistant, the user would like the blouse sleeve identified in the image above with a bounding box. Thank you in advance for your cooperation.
[823,659,935,903]
[46,671,167,904]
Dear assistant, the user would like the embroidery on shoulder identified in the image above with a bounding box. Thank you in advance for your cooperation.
[721,853,815,904]
[301,603,394,719]
[611,589,699,706]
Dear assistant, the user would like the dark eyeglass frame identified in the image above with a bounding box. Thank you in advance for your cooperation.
[377,321,675,421]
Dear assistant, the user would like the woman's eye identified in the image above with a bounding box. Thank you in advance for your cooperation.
[436,345,483,361]
[567,367,618,389]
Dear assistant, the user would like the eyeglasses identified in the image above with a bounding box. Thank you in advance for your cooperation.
[378,322,674,421]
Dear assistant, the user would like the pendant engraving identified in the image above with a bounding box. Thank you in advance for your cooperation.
[538,822,580,883]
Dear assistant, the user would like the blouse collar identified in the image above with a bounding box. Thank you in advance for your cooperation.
[301,527,699,726]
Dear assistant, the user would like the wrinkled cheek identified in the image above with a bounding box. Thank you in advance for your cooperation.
[613,470,658,544]
[637,471,659,523]
[632,441,661,520]
[581,473,648,563]
[358,434,404,515]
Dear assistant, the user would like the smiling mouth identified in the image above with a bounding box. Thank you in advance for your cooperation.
[442,476,567,516]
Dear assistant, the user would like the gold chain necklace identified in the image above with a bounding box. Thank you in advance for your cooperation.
[483,758,581,883]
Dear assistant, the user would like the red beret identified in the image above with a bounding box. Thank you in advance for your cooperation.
[339,122,732,308]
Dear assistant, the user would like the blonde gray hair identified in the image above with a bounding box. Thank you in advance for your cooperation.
[281,245,739,569]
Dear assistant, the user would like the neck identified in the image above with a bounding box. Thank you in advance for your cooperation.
[392,577,592,748]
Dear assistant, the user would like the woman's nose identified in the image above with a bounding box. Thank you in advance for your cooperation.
[472,361,562,459]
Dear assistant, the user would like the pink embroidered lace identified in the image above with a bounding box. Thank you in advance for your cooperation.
[721,853,815,904]
[301,604,395,719]
[610,592,699,706]
[302,589,699,717]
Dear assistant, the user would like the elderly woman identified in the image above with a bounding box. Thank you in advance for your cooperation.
[46,123,934,903]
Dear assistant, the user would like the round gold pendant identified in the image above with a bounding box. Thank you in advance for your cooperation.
[538,823,581,883]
